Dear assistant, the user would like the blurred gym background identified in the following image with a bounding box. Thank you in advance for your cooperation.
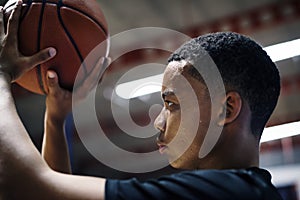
[1,0,299,199]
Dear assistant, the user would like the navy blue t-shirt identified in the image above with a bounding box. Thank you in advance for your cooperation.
[105,167,283,200]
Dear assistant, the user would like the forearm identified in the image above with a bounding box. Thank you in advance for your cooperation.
[0,76,106,199]
[42,114,71,174]
[0,74,49,197]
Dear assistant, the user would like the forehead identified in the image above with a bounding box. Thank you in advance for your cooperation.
[163,60,186,81]
[162,60,206,97]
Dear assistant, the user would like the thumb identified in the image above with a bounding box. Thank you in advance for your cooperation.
[46,70,60,94]
[27,47,56,68]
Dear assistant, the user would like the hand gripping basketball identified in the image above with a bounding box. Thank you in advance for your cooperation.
[0,0,56,82]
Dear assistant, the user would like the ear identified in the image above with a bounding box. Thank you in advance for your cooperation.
[217,91,242,126]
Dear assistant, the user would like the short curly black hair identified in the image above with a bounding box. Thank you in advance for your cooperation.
[168,32,280,136]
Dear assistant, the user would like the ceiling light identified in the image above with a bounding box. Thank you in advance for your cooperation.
[261,121,300,143]
[264,38,300,62]
[115,74,163,99]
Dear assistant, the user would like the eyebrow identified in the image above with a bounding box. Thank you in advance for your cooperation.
[162,89,176,100]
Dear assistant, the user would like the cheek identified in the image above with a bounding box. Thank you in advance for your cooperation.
[198,102,213,140]
[165,112,181,140]
[199,96,212,123]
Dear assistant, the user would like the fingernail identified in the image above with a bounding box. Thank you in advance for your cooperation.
[48,71,56,79]
[49,48,56,57]
[103,57,109,66]
[99,57,105,63]
[17,0,22,5]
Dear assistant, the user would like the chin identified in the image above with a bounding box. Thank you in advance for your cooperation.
[169,159,188,169]
[169,156,200,170]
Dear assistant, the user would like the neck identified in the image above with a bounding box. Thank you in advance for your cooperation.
[197,129,260,170]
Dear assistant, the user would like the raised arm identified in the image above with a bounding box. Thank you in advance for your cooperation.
[42,56,109,173]
[0,2,106,199]
[42,71,72,174]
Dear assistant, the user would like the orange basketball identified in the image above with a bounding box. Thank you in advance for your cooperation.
[4,0,109,94]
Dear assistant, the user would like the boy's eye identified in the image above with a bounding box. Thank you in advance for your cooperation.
[165,101,174,107]
[164,100,180,111]
[167,101,174,107]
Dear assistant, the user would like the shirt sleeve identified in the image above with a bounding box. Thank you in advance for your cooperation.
[105,169,280,200]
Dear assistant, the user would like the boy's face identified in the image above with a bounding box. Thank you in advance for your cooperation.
[154,60,213,169]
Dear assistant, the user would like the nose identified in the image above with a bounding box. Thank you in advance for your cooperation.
[154,108,166,133]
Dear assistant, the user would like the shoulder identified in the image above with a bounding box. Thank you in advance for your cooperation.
[105,168,282,200]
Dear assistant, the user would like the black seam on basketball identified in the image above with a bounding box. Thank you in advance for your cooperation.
[36,0,47,94]
[6,0,108,43]
[6,0,108,37]
[57,0,88,82]
[16,1,108,37]
[59,4,108,36]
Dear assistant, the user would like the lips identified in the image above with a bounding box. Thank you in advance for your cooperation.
[156,134,167,154]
